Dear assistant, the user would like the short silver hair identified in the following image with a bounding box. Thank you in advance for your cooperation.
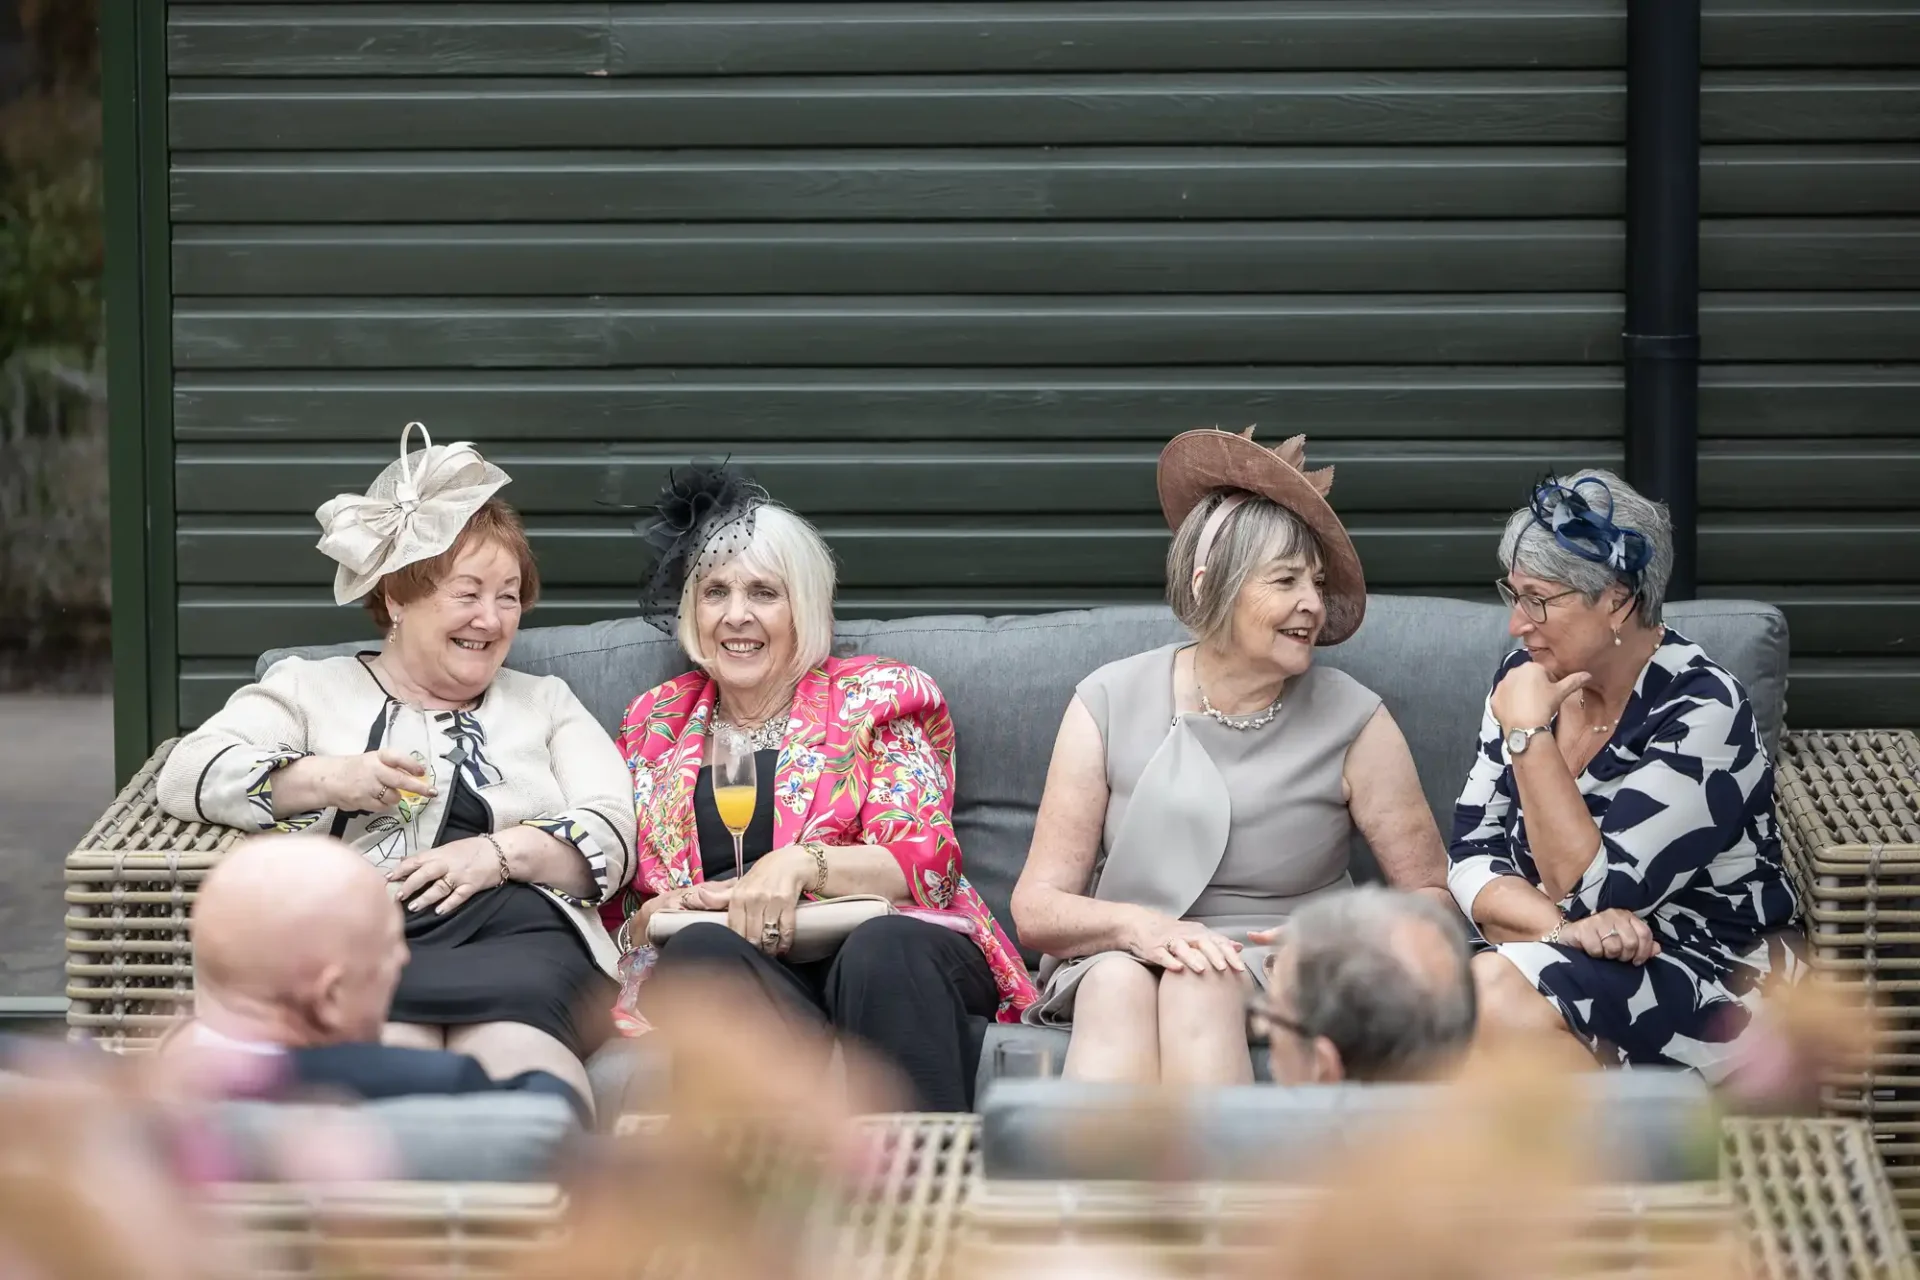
[1284,887,1475,1082]
[1165,492,1322,642]
[1497,468,1674,624]
[677,504,836,683]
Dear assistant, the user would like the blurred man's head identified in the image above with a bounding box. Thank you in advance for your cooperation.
[1259,888,1475,1084]
[193,834,407,1046]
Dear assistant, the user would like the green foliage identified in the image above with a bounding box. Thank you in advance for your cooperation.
[0,91,103,369]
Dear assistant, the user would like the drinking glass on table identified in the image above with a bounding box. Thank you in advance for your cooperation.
[712,729,757,883]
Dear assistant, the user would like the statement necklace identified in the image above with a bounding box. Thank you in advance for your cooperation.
[714,696,793,751]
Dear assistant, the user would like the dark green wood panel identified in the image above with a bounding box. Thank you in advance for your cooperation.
[169,4,612,76]
[169,3,1628,76]
[172,441,1616,517]
[171,219,1920,297]
[171,295,1631,370]
[167,74,1629,150]
[1700,366,1920,438]
[173,368,1627,443]
[1700,292,1920,362]
[1701,443,1920,510]
[168,4,1920,78]
[1703,146,1920,215]
[1777,661,1920,729]
[1701,219,1920,289]
[171,294,1920,370]
[1703,73,1920,142]
[174,515,1920,591]
[1698,587,1920,658]
[169,147,1920,224]
[1706,3,1920,68]
[172,222,1629,297]
[171,148,1629,224]
[174,440,1920,517]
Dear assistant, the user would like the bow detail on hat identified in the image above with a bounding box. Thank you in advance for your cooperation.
[314,422,511,606]
[1527,476,1651,581]
[1234,426,1336,497]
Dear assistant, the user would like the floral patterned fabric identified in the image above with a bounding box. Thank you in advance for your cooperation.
[605,655,1037,1023]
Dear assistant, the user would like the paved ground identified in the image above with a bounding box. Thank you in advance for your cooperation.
[0,694,114,997]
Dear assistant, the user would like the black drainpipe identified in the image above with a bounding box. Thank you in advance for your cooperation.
[1623,0,1701,600]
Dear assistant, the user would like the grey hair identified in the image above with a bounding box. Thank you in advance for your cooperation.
[1286,886,1475,1083]
[1497,468,1674,625]
[1165,492,1322,642]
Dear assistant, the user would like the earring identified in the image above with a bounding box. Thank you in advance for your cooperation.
[1612,628,1622,647]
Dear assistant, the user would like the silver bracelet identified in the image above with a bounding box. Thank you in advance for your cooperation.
[482,832,512,886]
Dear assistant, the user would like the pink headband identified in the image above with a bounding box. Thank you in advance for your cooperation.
[1191,492,1250,592]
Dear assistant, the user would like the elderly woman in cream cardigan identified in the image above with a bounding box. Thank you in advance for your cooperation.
[159,424,635,1110]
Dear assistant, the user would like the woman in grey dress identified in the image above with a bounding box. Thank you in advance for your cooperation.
[1011,428,1455,1084]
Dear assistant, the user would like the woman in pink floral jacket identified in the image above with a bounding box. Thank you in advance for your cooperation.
[602,466,1034,1110]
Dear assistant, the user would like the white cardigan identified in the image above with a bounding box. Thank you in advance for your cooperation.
[157,655,636,975]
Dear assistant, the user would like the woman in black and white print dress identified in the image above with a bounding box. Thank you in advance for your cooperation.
[1451,470,1798,1080]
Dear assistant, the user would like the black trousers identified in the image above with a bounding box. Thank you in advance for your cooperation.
[652,915,996,1112]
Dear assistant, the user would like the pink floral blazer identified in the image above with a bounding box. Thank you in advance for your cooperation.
[603,655,1037,1023]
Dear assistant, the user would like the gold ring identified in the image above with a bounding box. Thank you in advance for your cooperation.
[440,877,455,892]
[375,785,390,804]
[1602,928,1619,940]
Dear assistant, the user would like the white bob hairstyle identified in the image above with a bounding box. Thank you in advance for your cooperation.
[675,503,837,683]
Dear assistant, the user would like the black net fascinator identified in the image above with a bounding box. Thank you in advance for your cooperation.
[634,461,768,634]
[1527,475,1652,582]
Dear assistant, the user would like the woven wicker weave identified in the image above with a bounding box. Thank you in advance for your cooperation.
[1725,1117,1918,1280]
[1777,731,1920,1239]
[206,1182,565,1280]
[65,739,239,1047]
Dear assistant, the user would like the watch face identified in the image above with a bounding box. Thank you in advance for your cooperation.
[1506,728,1529,755]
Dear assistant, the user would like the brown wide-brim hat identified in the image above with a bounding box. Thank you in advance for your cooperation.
[1156,427,1367,645]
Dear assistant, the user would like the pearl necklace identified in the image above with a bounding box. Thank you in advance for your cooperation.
[1196,684,1282,731]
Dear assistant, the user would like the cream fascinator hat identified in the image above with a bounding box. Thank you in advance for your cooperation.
[314,422,511,606]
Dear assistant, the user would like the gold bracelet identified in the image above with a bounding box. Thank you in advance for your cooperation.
[801,841,830,896]
[1541,919,1565,945]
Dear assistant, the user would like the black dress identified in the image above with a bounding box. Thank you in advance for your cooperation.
[388,774,613,1059]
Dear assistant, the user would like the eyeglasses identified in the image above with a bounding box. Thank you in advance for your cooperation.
[1495,579,1582,624]
[1245,990,1313,1048]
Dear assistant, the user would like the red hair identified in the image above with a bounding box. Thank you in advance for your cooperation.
[364,498,540,630]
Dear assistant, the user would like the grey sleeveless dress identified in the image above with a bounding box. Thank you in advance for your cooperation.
[1025,643,1382,1025]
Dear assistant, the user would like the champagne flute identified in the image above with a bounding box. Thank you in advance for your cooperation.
[712,728,757,883]
[391,705,436,861]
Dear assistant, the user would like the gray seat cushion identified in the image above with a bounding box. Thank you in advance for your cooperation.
[978,1071,1716,1184]
[260,595,1787,967]
[211,1093,580,1182]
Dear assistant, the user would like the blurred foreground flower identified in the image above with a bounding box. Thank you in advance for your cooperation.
[515,970,907,1280]
[1719,967,1878,1115]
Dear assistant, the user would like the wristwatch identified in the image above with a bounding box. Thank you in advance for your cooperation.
[1505,725,1551,757]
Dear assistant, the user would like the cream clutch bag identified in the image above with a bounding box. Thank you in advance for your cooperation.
[645,895,897,964]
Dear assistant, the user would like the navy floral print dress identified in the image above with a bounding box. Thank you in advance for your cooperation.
[1448,631,1800,1079]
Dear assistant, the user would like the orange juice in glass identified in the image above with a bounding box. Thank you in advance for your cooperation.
[713,730,757,881]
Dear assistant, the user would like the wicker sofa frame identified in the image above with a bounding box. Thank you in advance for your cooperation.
[61,730,1920,1274]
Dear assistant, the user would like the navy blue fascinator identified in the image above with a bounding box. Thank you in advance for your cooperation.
[1527,476,1652,582]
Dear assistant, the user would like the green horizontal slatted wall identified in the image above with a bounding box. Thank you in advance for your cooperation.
[161,1,1920,731]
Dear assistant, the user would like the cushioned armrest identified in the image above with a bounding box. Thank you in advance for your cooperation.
[212,1093,581,1183]
[979,1072,1717,1185]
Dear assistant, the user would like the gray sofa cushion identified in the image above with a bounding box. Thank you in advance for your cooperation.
[978,1072,1716,1184]
[211,1093,579,1182]
[259,595,1787,964]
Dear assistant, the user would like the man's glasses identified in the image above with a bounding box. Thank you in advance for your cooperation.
[1245,990,1312,1049]
[1494,579,1582,624]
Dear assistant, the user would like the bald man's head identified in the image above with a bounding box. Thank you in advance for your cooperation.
[194,834,407,1046]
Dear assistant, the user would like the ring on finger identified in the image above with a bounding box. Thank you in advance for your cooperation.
[375,784,390,804]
